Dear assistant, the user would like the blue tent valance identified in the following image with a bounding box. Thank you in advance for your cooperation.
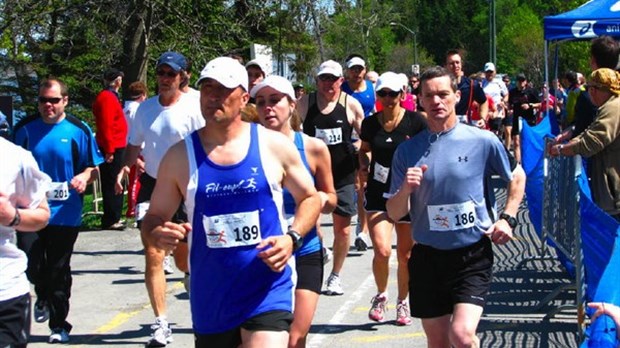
[544,0,620,41]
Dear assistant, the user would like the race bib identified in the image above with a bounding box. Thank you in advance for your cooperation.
[47,182,69,201]
[203,210,262,248]
[315,127,343,145]
[427,201,476,232]
[373,163,390,184]
[136,201,150,221]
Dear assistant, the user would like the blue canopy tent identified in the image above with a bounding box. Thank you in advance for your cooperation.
[541,2,620,346]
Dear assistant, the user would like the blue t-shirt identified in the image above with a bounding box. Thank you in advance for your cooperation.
[389,123,513,250]
[13,115,103,227]
[342,80,376,117]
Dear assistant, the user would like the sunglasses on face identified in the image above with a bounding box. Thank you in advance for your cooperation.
[156,70,179,78]
[38,96,63,104]
[256,94,286,108]
[376,90,401,98]
[318,75,339,82]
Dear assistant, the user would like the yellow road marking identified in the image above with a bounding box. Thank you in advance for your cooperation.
[94,281,184,334]
[351,331,426,343]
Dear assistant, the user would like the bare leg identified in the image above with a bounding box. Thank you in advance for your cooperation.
[449,303,483,348]
[288,289,320,348]
[395,223,413,301]
[242,329,288,348]
[421,315,452,348]
[330,213,352,275]
[367,211,393,293]
[140,231,167,317]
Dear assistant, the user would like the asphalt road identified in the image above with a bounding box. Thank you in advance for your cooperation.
[27,193,581,347]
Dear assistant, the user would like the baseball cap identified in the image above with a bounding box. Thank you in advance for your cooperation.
[484,62,496,72]
[346,57,366,69]
[245,59,269,76]
[317,60,343,77]
[375,72,404,92]
[516,73,527,81]
[196,57,249,91]
[250,75,296,100]
[589,68,620,95]
[103,68,124,81]
[156,51,188,73]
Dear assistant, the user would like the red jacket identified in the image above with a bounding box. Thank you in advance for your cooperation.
[93,89,128,154]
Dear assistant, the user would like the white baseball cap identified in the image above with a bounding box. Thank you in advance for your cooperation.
[196,57,249,91]
[484,62,496,72]
[245,59,269,77]
[376,72,404,92]
[250,75,296,100]
[346,57,366,69]
[317,60,343,77]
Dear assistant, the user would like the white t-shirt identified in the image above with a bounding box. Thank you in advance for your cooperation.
[128,93,204,178]
[123,100,141,135]
[483,79,508,117]
[0,138,51,301]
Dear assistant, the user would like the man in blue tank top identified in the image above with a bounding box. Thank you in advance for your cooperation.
[141,57,321,348]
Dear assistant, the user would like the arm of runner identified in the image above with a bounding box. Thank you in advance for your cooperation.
[386,165,427,222]
[257,134,321,272]
[0,191,50,232]
[116,143,142,194]
[485,164,525,244]
[348,96,364,136]
[307,137,337,214]
[296,94,309,122]
[358,140,371,182]
[141,143,190,252]
[71,166,99,194]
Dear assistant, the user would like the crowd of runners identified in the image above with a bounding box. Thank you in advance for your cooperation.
[1,33,619,348]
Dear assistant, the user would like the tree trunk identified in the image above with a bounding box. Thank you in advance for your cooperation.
[121,0,152,99]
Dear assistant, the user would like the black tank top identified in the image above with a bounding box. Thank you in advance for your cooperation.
[303,92,356,188]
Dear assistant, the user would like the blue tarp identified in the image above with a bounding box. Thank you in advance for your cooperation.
[544,0,620,41]
[520,117,620,347]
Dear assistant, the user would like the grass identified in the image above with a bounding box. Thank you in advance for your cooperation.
[80,188,132,230]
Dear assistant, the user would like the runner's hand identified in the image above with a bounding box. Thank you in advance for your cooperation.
[485,219,513,244]
[400,164,428,195]
[151,222,191,252]
[256,235,293,272]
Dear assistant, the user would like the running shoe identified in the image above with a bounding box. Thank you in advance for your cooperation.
[354,234,368,251]
[322,246,333,265]
[324,273,344,296]
[49,328,70,343]
[146,318,173,347]
[395,300,413,326]
[34,302,49,323]
[368,294,387,322]
[163,255,174,275]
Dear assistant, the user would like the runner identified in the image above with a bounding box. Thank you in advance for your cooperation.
[386,66,525,347]
[359,72,426,326]
[142,56,321,348]
[297,60,364,296]
[13,78,104,343]
[252,74,337,348]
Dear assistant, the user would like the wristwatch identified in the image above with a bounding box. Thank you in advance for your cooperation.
[8,208,21,227]
[287,229,304,251]
[499,213,517,229]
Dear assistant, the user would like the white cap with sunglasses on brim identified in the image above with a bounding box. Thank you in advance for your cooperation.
[245,59,270,77]
[346,57,366,69]
[196,57,249,91]
[376,72,404,92]
[317,60,343,77]
[250,75,296,100]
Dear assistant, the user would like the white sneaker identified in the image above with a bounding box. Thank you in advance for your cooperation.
[354,234,369,251]
[324,273,344,296]
[34,302,49,323]
[49,328,70,343]
[146,318,173,347]
[163,255,174,275]
[322,246,333,265]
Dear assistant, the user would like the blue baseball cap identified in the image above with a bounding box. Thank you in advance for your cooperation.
[156,51,187,73]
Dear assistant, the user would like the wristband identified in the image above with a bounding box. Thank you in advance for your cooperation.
[8,208,21,227]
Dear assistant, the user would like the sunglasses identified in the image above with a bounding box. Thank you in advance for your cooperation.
[318,75,339,82]
[156,70,179,78]
[38,96,64,104]
[376,90,401,98]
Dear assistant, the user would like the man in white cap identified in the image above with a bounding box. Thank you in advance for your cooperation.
[116,51,203,347]
[481,62,509,134]
[297,59,364,296]
[142,56,320,347]
[246,59,269,101]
